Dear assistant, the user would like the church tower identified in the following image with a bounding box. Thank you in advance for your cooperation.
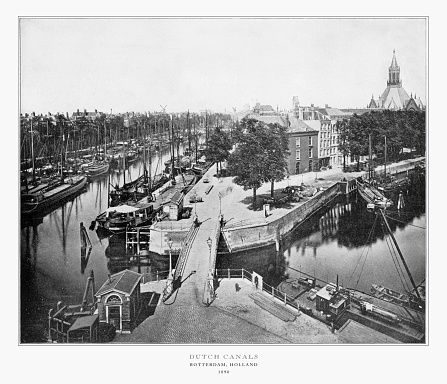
[367,50,423,111]
[387,49,401,86]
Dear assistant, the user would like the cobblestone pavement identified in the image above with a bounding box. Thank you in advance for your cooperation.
[115,165,349,344]
[115,278,341,344]
[114,302,290,344]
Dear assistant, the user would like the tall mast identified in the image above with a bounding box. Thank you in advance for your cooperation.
[60,119,65,182]
[194,114,198,163]
[176,115,180,168]
[148,119,152,193]
[30,118,36,184]
[384,136,387,180]
[378,209,422,301]
[368,133,372,181]
[143,120,148,185]
[187,110,191,152]
[104,120,107,162]
[170,115,175,180]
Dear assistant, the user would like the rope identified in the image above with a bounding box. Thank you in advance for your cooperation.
[384,213,426,229]
[347,213,378,288]
[381,220,411,293]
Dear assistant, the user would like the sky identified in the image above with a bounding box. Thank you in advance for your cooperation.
[19,17,427,115]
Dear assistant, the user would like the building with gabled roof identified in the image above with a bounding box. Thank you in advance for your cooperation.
[95,269,142,333]
[367,50,425,111]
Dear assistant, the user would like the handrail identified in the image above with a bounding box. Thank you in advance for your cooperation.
[173,222,199,281]
[214,268,300,312]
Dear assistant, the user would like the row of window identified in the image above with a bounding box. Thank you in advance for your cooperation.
[295,136,314,148]
[296,148,314,160]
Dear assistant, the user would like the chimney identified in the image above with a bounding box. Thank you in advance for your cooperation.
[95,109,97,113]
[84,109,87,116]
[77,109,79,115]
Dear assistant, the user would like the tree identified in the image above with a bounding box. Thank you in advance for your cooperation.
[202,127,232,174]
[227,118,289,210]
[265,123,290,197]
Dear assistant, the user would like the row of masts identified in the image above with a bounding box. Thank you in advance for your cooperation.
[22,111,219,188]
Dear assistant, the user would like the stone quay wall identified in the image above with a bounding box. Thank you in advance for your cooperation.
[221,182,342,253]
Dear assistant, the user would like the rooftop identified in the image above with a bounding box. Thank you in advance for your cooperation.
[95,269,142,297]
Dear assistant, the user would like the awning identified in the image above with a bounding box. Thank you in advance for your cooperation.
[104,204,139,214]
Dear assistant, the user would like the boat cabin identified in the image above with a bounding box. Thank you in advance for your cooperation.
[315,283,351,321]
[167,191,184,221]
[95,269,142,334]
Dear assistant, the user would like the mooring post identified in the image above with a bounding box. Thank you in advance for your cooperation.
[80,222,86,248]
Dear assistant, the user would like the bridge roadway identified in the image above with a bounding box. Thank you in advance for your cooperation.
[165,168,236,307]
[114,168,292,343]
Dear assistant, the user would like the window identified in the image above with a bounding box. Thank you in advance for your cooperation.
[309,160,313,172]
[309,148,313,158]
[296,137,300,147]
[106,294,122,304]
[295,161,300,174]
[296,149,300,160]
[308,136,312,146]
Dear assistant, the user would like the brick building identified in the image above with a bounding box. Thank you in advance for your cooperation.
[95,269,142,334]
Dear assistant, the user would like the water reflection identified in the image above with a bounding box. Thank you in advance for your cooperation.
[217,182,426,298]
[20,146,180,342]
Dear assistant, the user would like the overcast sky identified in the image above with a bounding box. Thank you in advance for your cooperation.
[19,17,426,115]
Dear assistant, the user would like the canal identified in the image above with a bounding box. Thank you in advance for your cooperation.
[20,158,426,342]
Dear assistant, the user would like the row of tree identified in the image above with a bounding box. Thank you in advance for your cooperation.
[337,110,426,171]
[204,110,425,210]
[204,117,289,210]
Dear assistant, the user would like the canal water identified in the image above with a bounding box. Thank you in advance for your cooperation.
[20,158,426,342]
[217,181,426,294]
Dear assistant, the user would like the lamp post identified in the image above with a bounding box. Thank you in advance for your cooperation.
[207,237,212,265]
[168,238,173,275]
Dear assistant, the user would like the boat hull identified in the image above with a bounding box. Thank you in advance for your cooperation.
[21,176,87,215]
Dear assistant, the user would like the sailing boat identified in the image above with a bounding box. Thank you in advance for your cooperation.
[21,118,87,215]
[369,209,425,312]
[108,118,169,207]
[356,134,393,209]
[83,120,110,179]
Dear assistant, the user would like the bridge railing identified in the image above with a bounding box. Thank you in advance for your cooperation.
[173,222,200,281]
[141,270,170,284]
[214,268,300,311]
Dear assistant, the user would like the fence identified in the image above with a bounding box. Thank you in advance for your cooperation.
[141,270,170,284]
[214,268,300,312]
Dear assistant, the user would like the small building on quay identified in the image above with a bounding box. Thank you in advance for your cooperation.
[95,269,142,334]
[315,283,351,322]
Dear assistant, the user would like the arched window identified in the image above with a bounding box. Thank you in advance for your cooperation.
[106,294,122,304]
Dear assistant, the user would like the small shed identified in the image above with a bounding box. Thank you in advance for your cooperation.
[67,314,99,343]
[167,191,184,221]
[95,270,142,334]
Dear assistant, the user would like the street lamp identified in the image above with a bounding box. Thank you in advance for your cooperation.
[207,237,212,264]
[168,238,173,275]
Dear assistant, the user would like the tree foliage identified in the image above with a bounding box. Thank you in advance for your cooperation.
[337,110,426,170]
[202,127,232,174]
[227,118,290,209]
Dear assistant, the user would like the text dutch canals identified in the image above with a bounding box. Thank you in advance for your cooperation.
[189,354,258,367]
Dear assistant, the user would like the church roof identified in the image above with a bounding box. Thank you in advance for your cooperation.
[379,85,411,109]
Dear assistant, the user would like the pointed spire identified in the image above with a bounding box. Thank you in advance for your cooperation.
[390,49,398,68]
